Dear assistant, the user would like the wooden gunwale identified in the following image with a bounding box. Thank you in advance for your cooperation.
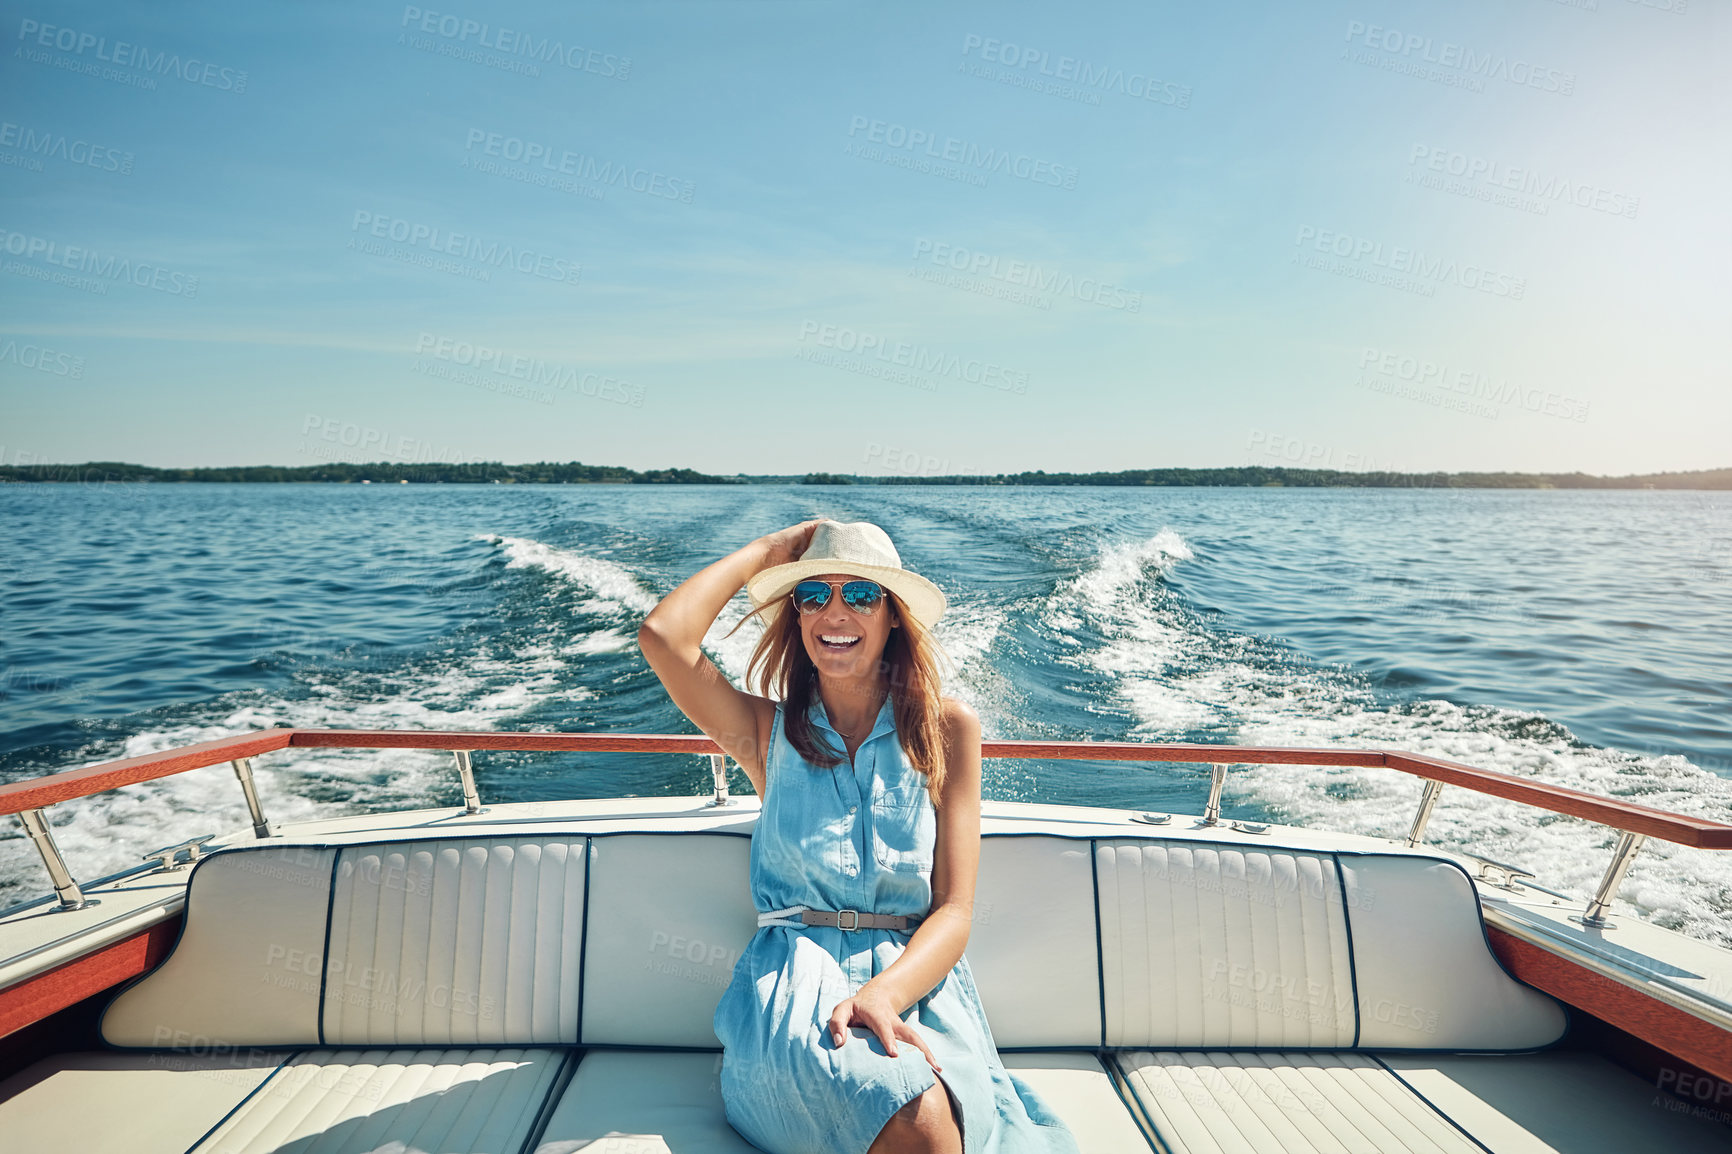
[3,729,1728,848]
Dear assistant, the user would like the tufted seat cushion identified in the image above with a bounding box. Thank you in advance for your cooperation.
[1090,842,1568,1050]
[1112,1049,1732,1154]
[100,838,593,1049]
[192,1048,568,1154]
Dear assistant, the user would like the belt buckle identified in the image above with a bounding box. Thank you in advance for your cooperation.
[837,908,860,931]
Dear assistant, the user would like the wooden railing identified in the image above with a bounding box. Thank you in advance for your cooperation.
[4,727,1730,918]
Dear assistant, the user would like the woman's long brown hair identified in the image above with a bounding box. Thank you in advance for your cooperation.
[724,588,953,808]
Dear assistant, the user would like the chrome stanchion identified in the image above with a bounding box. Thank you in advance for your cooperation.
[452,750,486,815]
[1406,780,1444,847]
[17,808,96,911]
[231,757,277,838]
[708,753,733,807]
[1575,831,1646,929]
[1201,764,1226,827]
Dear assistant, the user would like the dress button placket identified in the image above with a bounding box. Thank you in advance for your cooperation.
[859,744,874,906]
[844,770,860,882]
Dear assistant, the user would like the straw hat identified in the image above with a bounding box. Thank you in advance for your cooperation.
[746,519,948,630]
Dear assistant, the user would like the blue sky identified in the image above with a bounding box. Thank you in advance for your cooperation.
[1,0,1726,475]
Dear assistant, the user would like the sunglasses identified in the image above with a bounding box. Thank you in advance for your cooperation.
[790,579,885,616]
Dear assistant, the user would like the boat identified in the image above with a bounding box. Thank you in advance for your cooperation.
[1,725,1729,1151]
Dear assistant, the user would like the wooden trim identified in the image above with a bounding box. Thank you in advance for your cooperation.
[0,727,1728,848]
[1389,752,1732,849]
[981,740,1381,766]
[290,729,1388,764]
[287,730,729,754]
[0,730,294,817]
[0,919,180,1040]
[1487,925,1732,1085]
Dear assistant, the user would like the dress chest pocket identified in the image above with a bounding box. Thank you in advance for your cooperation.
[871,782,935,874]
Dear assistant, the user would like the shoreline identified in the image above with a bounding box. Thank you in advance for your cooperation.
[2,462,1729,490]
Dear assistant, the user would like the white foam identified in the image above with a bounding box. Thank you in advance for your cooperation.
[486,535,658,616]
[932,602,1012,727]
[1043,529,1732,947]
[484,534,761,690]
[0,627,576,910]
[702,593,765,689]
[568,629,632,656]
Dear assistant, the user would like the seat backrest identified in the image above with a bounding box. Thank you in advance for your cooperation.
[104,829,1564,1054]
[578,832,756,1047]
[968,838,1564,1051]
[104,837,592,1048]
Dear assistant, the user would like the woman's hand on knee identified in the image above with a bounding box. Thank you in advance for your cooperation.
[828,989,941,1073]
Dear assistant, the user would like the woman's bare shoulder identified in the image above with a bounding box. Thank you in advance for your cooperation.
[938,696,981,742]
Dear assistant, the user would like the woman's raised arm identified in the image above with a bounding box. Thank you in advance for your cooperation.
[637,520,822,796]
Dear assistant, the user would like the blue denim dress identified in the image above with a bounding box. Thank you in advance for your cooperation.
[712,694,1081,1154]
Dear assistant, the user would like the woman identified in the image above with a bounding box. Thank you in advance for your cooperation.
[637,518,1080,1154]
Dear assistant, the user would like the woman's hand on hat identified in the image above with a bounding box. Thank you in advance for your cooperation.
[757,519,824,571]
[827,986,941,1073]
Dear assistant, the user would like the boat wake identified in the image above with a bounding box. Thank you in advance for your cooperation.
[1043,529,1732,947]
[7,526,1728,951]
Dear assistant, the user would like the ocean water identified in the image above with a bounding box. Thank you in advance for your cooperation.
[2,483,1730,945]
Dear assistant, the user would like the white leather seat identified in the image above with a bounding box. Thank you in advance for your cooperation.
[526,1049,1159,1153]
[191,1048,568,1154]
[999,1052,1160,1151]
[968,836,1102,1048]
[1113,1050,1732,1153]
[1092,842,1566,1051]
[57,829,1606,1154]
[531,1050,758,1152]
[1380,1051,1732,1154]
[1117,1050,1482,1153]
[579,833,757,1047]
[0,1051,282,1154]
[324,840,588,1045]
[103,839,592,1049]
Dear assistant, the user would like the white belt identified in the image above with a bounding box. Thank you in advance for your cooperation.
[757,905,919,932]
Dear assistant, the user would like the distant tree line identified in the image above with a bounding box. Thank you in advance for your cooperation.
[875,466,1732,489]
[0,461,734,485]
[2,461,1728,489]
